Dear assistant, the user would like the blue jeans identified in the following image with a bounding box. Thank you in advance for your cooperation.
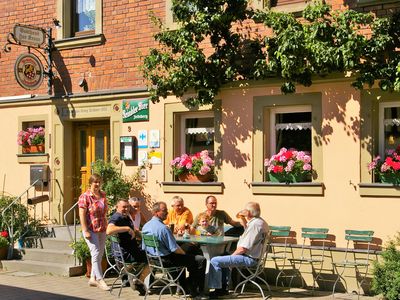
[208,255,256,289]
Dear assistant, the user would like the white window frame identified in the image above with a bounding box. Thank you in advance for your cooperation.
[379,101,400,157]
[269,105,312,154]
[180,111,214,154]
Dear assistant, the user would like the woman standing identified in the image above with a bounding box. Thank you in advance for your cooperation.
[78,173,110,291]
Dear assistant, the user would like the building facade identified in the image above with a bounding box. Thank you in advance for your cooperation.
[0,0,400,247]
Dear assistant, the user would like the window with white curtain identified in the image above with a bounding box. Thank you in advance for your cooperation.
[379,102,400,156]
[270,105,312,154]
[74,0,96,33]
[180,112,214,156]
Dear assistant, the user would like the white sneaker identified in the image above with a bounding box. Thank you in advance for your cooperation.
[97,279,110,291]
[88,278,97,287]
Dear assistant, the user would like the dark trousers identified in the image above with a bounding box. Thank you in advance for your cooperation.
[162,252,206,295]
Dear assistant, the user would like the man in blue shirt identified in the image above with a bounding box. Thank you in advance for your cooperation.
[142,201,207,299]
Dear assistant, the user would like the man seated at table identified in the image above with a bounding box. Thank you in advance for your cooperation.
[164,195,193,234]
[192,195,245,236]
[142,201,207,299]
[208,202,269,298]
[128,197,147,230]
[106,198,148,295]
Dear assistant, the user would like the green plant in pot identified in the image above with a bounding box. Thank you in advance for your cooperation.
[70,237,90,263]
[0,234,10,260]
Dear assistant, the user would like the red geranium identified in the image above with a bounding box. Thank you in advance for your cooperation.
[0,231,8,238]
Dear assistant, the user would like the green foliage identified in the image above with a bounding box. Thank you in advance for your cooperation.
[92,160,140,207]
[70,237,90,263]
[142,0,400,107]
[0,236,9,248]
[0,196,29,240]
[372,232,400,300]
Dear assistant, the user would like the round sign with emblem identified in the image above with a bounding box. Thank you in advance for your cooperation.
[14,53,44,90]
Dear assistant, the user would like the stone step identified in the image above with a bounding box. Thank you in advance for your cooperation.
[50,225,82,240]
[1,259,83,277]
[40,238,72,250]
[22,248,75,265]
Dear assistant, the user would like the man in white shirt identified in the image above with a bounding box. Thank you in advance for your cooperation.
[208,202,269,298]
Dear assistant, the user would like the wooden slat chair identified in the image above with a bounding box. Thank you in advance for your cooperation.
[109,235,146,297]
[232,234,271,299]
[332,230,378,297]
[142,234,187,300]
[288,227,331,292]
[267,226,295,288]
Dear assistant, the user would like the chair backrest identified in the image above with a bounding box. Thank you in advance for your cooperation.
[270,226,291,239]
[142,234,165,270]
[344,229,374,255]
[110,235,126,270]
[301,227,329,245]
[268,226,293,262]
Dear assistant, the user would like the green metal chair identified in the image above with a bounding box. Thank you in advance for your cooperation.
[267,226,295,288]
[233,233,271,299]
[142,234,187,300]
[109,235,146,297]
[288,227,331,291]
[332,230,377,297]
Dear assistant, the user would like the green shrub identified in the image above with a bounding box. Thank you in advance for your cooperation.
[0,196,29,240]
[92,160,136,207]
[70,237,90,263]
[372,232,400,300]
[0,236,9,248]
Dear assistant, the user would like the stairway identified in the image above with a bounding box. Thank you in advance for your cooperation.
[1,225,83,276]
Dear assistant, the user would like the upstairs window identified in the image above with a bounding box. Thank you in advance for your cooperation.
[380,103,400,156]
[73,0,96,36]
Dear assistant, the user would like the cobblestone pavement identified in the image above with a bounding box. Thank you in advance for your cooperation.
[0,270,382,300]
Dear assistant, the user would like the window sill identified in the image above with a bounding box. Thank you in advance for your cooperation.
[359,183,400,197]
[162,181,224,194]
[251,182,324,196]
[357,0,399,7]
[54,34,105,50]
[17,153,49,163]
[270,3,307,14]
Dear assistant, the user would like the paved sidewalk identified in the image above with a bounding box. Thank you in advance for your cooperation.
[0,270,381,300]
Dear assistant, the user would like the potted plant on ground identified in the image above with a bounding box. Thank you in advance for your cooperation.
[368,147,400,184]
[264,147,312,183]
[171,150,215,182]
[0,231,10,260]
[17,127,45,153]
[70,236,108,277]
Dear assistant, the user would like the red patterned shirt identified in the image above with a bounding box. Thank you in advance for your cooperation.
[78,190,108,232]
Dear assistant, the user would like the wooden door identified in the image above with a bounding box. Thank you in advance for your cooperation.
[75,122,110,195]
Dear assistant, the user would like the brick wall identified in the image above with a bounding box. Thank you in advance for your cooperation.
[0,0,398,98]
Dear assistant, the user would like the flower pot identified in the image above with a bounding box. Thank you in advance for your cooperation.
[0,246,8,260]
[85,257,108,277]
[178,173,213,182]
[378,173,400,184]
[268,172,307,183]
[22,144,45,154]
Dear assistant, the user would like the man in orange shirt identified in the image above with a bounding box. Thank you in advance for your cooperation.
[164,196,193,234]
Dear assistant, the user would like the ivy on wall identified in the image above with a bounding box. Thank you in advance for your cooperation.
[142,0,400,107]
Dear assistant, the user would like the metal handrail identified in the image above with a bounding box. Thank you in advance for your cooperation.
[63,200,79,266]
[1,179,40,259]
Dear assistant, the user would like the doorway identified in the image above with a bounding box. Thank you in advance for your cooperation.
[74,121,110,196]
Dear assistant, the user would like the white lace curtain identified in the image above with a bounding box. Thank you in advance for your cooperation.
[76,0,95,13]
[384,119,400,127]
[185,127,215,135]
[275,122,311,130]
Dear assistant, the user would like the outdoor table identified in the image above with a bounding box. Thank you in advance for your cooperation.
[175,234,239,292]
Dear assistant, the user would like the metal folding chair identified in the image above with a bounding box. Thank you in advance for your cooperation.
[233,234,271,299]
[332,230,378,297]
[288,227,331,291]
[104,238,118,278]
[142,234,187,300]
[109,235,146,297]
[267,226,295,288]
